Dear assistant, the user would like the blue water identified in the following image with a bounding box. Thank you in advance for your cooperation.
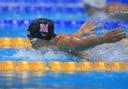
[0,71,128,89]
[0,0,128,89]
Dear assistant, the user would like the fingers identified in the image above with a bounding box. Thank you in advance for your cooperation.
[115,33,127,37]
[85,20,94,26]
[112,28,126,36]
[114,37,125,41]
[107,28,127,42]
[87,21,97,28]
[113,33,127,42]
[80,20,98,35]
[83,20,97,28]
[82,21,98,33]
[111,28,123,33]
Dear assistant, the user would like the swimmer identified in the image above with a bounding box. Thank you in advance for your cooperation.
[27,18,127,60]
[84,0,128,21]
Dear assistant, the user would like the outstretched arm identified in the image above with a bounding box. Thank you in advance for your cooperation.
[56,28,127,52]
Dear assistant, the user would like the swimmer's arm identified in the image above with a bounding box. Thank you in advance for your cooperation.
[69,36,106,51]
[56,34,104,51]
[57,28,126,52]
[56,35,105,52]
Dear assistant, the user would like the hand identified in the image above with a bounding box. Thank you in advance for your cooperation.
[78,20,99,36]
[103,28,127,43]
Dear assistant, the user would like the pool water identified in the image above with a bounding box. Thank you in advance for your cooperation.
[0,0,128,89]
[0,71,128,89]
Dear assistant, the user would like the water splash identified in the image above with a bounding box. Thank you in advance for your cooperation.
[10,46,80,62]
[86,41,128,62]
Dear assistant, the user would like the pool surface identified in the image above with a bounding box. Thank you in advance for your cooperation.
[0,61,128,89]
[0,71,128,89]
[0,0,128,89]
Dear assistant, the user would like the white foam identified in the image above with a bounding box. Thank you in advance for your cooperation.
[10,46,79,62]
[86,42,128,62]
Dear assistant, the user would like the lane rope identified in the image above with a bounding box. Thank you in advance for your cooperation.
[0,61,128,71]
[0,38,128,48]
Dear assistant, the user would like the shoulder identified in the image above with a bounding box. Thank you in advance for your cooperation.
[55,34,70,41]
[56,34,68,38]
[52,34,70,45]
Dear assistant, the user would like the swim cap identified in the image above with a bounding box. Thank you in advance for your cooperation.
[27,18,56,40]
